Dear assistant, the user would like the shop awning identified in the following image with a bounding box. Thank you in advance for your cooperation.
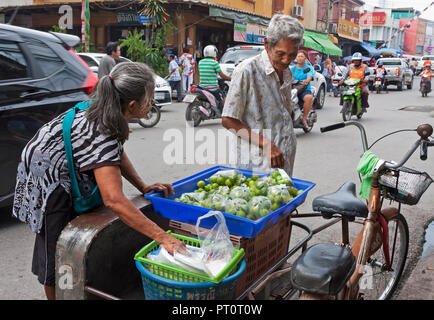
[380,47,401,56]
[303,35,324,53]
[360,42,381,56]
[303,30,342,56]
[209,7,270,26]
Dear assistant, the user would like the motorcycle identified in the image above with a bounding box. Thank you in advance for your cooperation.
[291,80,317,133]
[184,79,226,127]
[332,72,344,97]
[128,104,161,128]
[374,76,387,94]
[341,78,364,121]
[420,74,431,97]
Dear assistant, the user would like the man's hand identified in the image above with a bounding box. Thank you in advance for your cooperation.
[264,141,285,168]
[302,79,310,85]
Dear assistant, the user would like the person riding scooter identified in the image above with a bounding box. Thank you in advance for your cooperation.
[420,62,432,93]
[339,52,370,113]
[374,61,387,91]
[198,45,231,112]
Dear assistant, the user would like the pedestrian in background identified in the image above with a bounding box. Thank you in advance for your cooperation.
[167,54,182,102]
[179,48,195,93]
[322,58,335,97]
[98,41,120,78]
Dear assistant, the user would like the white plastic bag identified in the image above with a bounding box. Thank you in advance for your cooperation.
[195,211,235,278]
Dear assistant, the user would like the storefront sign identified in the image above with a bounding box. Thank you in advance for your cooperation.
[116,11,140,24]
[416,20,427,46]
[234,20,267,44]
[360,12,387,26]
[338,18,361,41]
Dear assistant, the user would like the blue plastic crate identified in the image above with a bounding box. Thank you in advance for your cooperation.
[145,166,315,238]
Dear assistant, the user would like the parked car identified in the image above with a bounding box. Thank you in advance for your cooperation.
[77,52,172,107]
[0,23,98,209]
[219,45,326,109]
[418,55,434,73]
[368,58,413,91]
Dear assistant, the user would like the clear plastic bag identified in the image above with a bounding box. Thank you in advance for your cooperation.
[248,196,273,219]
[206,193,229,212]
[225,198,249,217]
[267,185,291,205]
[178,191,207,204]
[229,186,252,201]
[195,211,235,278]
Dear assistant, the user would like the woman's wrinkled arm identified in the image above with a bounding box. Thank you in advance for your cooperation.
[93,165,183,254]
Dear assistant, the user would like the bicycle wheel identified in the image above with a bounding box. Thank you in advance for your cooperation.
[138,105,161,128]
[358,214,409,300]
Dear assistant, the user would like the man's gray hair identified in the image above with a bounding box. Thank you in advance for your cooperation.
[266,14,304,48]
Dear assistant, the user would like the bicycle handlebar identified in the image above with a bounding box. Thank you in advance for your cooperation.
[320,121,434,170]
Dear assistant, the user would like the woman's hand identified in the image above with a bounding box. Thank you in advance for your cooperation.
[140,183,174,198]
[159,233,186,255]
[302,79,310,85]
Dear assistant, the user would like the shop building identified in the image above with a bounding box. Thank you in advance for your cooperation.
[316,0,363,57]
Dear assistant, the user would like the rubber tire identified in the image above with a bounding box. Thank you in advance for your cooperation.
[376,87,380,94]
[370,214,409,300]
[185,100,203,127]
[342,100,352,121]
[314,85,325,110]
[137,105,161,128]
[407,82,412,90]
[397,82,403,91]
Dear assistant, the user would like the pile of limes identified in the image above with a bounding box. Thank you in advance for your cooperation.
[174,170,303,220]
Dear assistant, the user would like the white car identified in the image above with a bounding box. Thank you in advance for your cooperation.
[77,52,172,107]
[219,45,327,109]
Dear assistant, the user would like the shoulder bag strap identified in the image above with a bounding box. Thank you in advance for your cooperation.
[62,101,92,198]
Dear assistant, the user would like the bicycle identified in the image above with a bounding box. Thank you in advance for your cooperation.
[239,121,433,300]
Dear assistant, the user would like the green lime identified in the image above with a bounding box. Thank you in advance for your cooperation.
[197,180,206,189]
[236,210,246,218]
[260,209,269,217]
[210,176,218,184]
[252,174,259,181]
[272,203,279,211]
[211,183,219,189]
[249,180,256,188]
[225,179,232,187]
[217,176,225,185]
[247,213,256,220]
[297,190,303,196]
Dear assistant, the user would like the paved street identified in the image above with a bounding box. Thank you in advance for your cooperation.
[1,78,433,299]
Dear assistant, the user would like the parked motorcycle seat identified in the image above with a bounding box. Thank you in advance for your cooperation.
[312,182,368,221]
[290,243,356,296]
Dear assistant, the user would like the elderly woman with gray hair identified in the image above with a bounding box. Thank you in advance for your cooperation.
[12,62,184,300]
[222,14,304,176]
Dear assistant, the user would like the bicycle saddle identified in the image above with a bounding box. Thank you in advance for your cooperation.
[290,243,356,296]
[312,182,368,221]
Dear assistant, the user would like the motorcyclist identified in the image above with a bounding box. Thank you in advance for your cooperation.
[420,61,432,93]
[198,45,231,111]
[374,61,387,90]
[339,52,370,113]
[290,50,315,131]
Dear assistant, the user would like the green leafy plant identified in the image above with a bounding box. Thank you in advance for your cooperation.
[120,22,175,77]
[49,25,67,33]
[140,0,169,48]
